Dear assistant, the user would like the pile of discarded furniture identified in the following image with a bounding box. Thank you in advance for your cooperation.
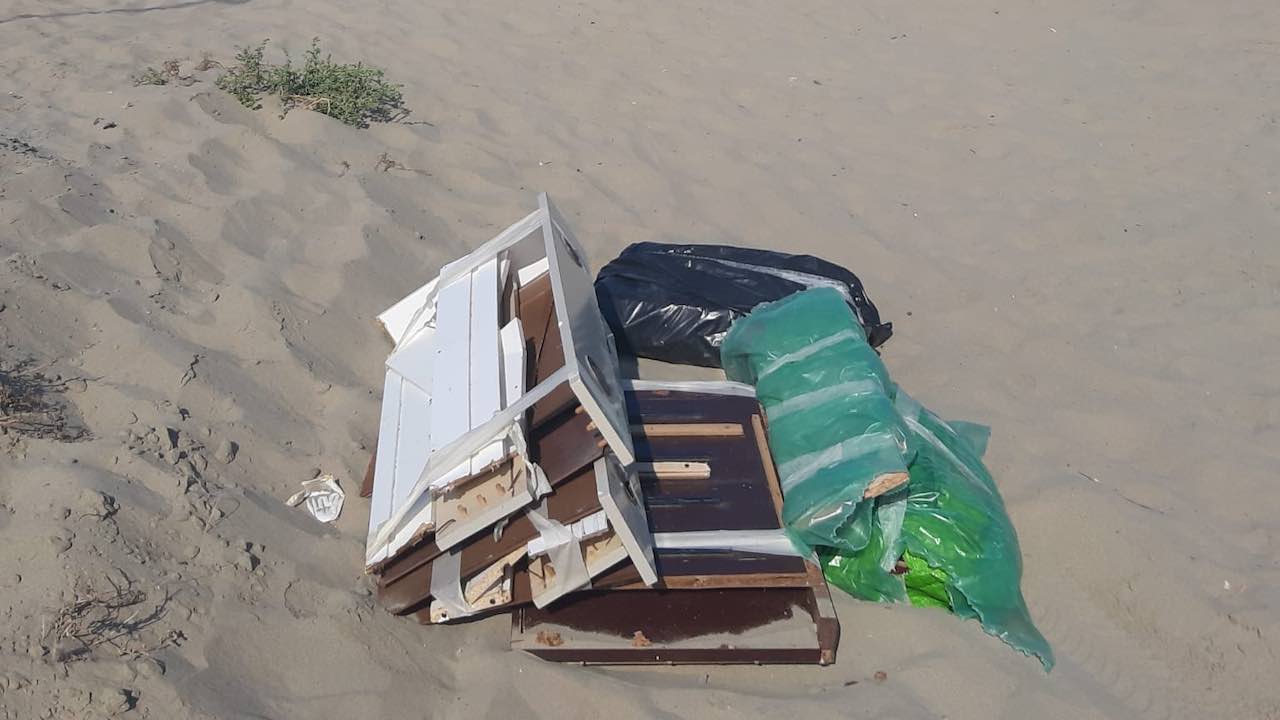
[360,195,839,664]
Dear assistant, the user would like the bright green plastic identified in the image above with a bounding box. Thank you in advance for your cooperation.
[721,287,908,555]
[722,288,1054,670]
[896,394,1055,670]
[902,550,951,609]
[819,491,909,604]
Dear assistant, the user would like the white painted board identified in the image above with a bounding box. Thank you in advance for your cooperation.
[595,454,657,585]
[469,258,504,473]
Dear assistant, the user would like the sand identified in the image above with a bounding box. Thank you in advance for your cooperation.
[2,0,1279,717]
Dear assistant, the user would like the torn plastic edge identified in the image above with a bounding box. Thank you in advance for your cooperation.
[428,547,473,620]
[527,511,609,556]
[527,502,592,608]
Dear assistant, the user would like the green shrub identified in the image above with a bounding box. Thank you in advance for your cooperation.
[216,39,405,127]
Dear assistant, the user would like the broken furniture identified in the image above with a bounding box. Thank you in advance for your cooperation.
[362,195,841,665]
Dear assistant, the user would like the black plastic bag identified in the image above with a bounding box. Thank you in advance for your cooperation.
[594,243,892,367]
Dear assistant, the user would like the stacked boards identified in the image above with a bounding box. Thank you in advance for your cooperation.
[363,195,839,664]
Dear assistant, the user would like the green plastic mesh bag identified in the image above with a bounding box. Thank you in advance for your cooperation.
[723,288,1053,670]
[721,287,908,555]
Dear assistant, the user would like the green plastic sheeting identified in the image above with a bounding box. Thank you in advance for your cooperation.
[902,551,951,609]
[896,393,1055,670]
[722,288,1053,670]
[721,287,907,556]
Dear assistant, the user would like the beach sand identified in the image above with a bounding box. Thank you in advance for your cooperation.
[2,1,1278,718]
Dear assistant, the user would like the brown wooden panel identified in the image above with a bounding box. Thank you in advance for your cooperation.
[511,587,836,665]
[380,391,814,620]
[519,272,577,426]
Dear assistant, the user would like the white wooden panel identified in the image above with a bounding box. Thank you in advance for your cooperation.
[429,274,472,463]
[366,371,404,565]
[516,257,549,286]
[385,315,438,393]
[499,318,525,408]
[540,194,635,465]
[394,379,434,515]
[377,276,439,347]
[366,373,436,566]
[469,258,504,473]
[595,454,657,585]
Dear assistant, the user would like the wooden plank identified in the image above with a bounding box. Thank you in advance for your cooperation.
[864,472,909,499]
[520,273,576,426]
[433,455,535,552]
[499,319,526,408]
[526,529,628,608]
[511,587,831,665]
[368,376,437,566]
[517,257,549,286]
[541,193,635,465]
[366,372,404,564]
[751,414,786,524]
[630,423,743,438]
[428,545,526,623]
[635,461,711,481]
[377,276,439,347]
[464,546,526,607]
[595,455,658,585]
[616,572,817,590]
[428,273,473,488]
[469,258,505,473]
[384,302,438,393]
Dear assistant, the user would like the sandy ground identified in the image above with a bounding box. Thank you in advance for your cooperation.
[2,0,1279,718]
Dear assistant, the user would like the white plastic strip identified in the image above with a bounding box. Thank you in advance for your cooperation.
[526,504,591,605]
[428,548,473,620]
[776,431,904,494]
[622,379,757,398]
[756,329,862,381]
[526,511,608,556]
[767,379,882,421]
[652,529,806,558]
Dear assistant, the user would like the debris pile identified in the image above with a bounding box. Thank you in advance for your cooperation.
[361,195,838,664]
[361,193,1050,669]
